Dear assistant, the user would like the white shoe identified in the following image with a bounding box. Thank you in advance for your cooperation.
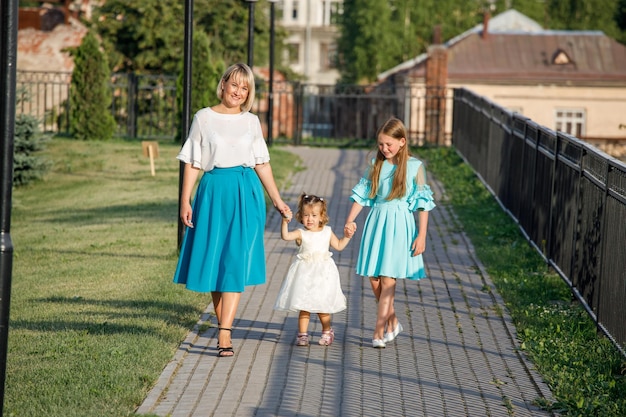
[383,322,403,343]
[372,338,386,348]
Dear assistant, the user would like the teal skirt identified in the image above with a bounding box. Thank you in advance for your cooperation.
[173,166,266,292]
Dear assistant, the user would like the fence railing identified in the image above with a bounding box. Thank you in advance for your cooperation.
[16,71,71,133]
[452,88,626,355]
[16,71,179,140]
[16,71,453,144]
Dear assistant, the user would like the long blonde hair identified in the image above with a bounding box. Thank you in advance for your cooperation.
[216,63,256,112]
[368,117,411,200]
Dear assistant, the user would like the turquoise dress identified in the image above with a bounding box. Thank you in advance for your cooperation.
[350,157,436,280]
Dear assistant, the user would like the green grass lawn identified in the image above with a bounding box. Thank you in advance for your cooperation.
[5,138,299,417]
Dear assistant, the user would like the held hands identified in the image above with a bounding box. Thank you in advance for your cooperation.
[278,202,292,222]
[344,222,357,238]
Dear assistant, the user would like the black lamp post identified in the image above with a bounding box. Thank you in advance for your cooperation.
[0,0,18,414]
[245,0,259,68]
[178,0,194,248]
[267,0,278,146]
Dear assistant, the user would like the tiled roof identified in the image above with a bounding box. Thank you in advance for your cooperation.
[378,9,626,86]
[444,31,626,84]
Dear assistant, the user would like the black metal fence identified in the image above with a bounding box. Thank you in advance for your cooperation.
[16,71,453,145]
[16,71,178,139]
[16,70,71,132]
[452,88,626,354]
[253,83,452,146]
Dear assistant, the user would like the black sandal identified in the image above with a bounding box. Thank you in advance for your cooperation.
[217,328,234,358]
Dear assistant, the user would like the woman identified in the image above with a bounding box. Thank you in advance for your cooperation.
[173,63,291,357]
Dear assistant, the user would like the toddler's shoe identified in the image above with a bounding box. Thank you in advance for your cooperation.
[318,328,335,346]
[295,333,309,346]
[372,338,386,348]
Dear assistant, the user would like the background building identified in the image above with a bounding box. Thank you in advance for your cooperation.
[375,9,626,157]
[277,0,343,84]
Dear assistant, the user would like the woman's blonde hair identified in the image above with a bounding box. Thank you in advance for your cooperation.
[295,193,329,227]
[368,117,411,200]
[216,63,256,112]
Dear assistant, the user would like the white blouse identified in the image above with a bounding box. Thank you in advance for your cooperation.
[176,107,270,171]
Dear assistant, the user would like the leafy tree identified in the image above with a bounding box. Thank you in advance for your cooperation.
[93,0,185,73]
[94,0,290,75]
[176,30,225,141]
[69,31,117,140]
[338,0,396,84]
[338,0,482,84]
[494,0,623,39]
[617,0,626,42]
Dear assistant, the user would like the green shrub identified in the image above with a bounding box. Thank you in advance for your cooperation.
[13,113,50,186]
[69,31,116,140]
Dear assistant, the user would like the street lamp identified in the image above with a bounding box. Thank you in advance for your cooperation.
[268,0,278,146]
[179,0,194,248]
[0,0,19,411]
[244,0,259,68]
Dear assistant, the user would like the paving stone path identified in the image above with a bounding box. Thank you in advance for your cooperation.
[137,147,554,417]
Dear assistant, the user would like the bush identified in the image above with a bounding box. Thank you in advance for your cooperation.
[13,113,50,186]
[69,31,116,140]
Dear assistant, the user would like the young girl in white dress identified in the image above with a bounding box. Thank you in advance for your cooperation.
[275,193,354,346]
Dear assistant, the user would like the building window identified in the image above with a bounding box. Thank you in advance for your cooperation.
[552,48,572,65]
[319,43,336,71]
[288,43,300,64]
[555,108,585,137]
[292,1,298,20]
[322,1,343,26]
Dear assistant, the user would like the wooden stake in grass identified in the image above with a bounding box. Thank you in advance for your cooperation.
[142,141,159,176]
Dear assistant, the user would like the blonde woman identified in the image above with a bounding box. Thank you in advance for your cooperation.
[174,63,291,357]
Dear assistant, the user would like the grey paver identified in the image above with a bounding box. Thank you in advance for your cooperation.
[136,147,554,417]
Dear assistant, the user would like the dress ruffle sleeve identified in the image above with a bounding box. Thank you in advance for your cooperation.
[407,160,436,212]
[350,167,374,206]
[252,115,270,165]
[176,114,203,169]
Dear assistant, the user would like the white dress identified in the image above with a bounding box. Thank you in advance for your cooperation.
[274,226,347,314]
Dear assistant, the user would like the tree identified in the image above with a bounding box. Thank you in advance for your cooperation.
[13,112,50,186]
[494,0,623,39]
[338,0,396,84]
[617,0,626,43]
[94,0,186,73]
[94,0,290,75]
[337,0,483,84]
[69,31,117,140]
[176,30,225,141]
